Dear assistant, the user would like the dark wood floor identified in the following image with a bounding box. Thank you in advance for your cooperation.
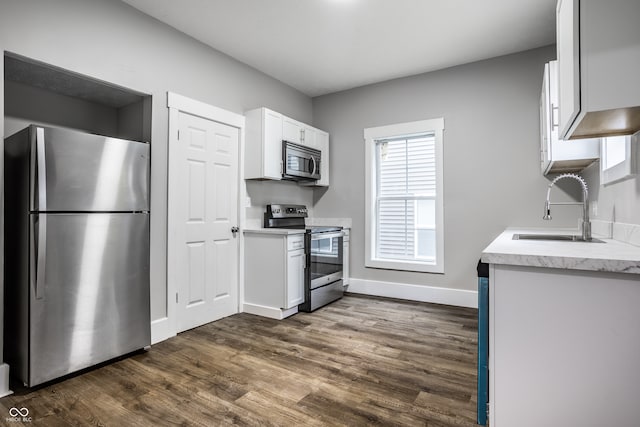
[0,294,479,426]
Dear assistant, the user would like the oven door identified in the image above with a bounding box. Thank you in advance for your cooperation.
[309,231,343,289]
[283,141,321,180]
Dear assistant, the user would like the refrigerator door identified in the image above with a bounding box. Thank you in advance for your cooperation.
[29,213,150,386]
[30,126,149,212]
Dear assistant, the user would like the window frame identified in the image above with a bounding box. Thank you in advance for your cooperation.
[364,118,445,274]
[600,132,639,186]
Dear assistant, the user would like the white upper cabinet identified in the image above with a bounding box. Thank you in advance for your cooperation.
[302,125,318,149]
[245,107,283,180]
[245,107,330,185]
[315,130,330,187]
[556,0,640,140]
[282,116,303,145]
[540,60,599,175]
[283,119,318,148]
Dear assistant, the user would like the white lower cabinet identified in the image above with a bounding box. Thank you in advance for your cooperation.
[243,231,305,319]
[286,248,305,307]
[489,264,640,426]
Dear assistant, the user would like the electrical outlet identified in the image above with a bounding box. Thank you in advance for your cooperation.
[591,201,598,217]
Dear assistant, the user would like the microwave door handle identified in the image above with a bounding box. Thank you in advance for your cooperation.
[310,155,317,176]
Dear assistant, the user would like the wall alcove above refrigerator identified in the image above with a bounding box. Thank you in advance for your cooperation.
[3,52,151,142]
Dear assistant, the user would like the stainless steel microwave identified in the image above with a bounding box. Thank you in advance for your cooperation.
[282,141,321,181]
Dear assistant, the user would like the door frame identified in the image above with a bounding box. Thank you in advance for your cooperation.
[153,92,245,344]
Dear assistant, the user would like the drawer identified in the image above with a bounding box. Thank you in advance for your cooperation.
[287,234,305,251]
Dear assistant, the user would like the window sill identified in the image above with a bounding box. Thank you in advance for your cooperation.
[366,258,444,274]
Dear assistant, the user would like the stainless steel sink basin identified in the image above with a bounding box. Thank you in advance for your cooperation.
[512,234,605,243]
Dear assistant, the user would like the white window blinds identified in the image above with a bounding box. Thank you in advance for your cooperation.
[375,133,436,261]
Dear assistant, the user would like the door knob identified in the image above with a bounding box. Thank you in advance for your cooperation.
[231,226,239,236]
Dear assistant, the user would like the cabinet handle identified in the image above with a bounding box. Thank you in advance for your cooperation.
[551,105,559,129]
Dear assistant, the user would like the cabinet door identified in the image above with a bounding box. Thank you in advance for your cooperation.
[557,0,580,139]
[283,117,303,144]
[286,248,305,309]
[263,109,284,179]
[343,240,350,286]
[244,108,282,180]
[316,131,329,187]
[540,63,551,173]
[302,126,318,148]
[541,60,599,174]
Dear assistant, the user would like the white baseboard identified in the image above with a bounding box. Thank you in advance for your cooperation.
[0,363,13,398]
[151,317,175,345]
[242,303,297,320]
[347,278,478,308]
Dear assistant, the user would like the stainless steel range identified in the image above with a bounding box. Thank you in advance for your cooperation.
[264,204,344,312]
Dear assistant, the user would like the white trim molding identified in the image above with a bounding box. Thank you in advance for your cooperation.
[347,278,477,309]
[150,317,173,345]
[0,363,12,398]
[242,303,298,320]
[167,92,244,128]
[156,92,246,345]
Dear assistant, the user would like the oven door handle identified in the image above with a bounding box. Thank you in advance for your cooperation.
[310,231,344,241]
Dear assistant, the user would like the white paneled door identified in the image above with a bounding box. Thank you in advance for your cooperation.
[174,111,239,332]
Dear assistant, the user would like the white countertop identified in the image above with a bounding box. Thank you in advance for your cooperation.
[243,228,306,235]
[481,228,640,275]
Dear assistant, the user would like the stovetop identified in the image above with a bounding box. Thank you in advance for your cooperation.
[263,204,342,233]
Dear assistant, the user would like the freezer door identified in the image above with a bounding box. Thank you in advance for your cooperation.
[29,213,150,386]
[31,126,149,212]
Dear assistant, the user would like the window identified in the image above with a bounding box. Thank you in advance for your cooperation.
[600,132,639,186]
[364,118,444,273]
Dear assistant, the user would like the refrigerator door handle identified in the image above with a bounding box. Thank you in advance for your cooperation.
[33,215,46,300]
[36,127,47,211]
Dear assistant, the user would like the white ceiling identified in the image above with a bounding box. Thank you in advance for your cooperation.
[122,0,557,97]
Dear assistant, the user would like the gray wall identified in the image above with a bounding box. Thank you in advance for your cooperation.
[312,46,581,293]
[5,80,119,137]
[246,180,314,225]
[0,0,313,327]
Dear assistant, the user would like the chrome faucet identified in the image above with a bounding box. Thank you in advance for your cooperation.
[543,173,591,241]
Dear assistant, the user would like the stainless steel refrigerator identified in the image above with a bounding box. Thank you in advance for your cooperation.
[4,125,151,387]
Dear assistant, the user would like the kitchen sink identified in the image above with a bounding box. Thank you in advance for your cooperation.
[512,234,605,243]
